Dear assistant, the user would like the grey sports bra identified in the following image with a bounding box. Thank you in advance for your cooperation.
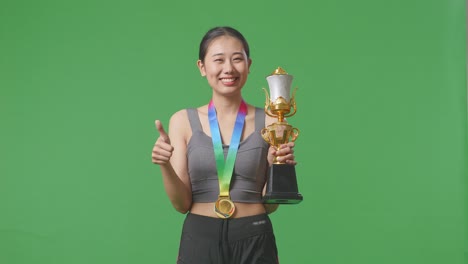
[186,107,269,203]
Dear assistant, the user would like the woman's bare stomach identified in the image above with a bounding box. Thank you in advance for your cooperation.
[189,202,267,218]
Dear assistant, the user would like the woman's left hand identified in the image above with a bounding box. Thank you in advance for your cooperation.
[267,142,297,166]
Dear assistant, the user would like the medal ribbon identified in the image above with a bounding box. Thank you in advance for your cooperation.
[208,99,247,197]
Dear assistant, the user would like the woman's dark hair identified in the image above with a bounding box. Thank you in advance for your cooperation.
[199,26,250,62]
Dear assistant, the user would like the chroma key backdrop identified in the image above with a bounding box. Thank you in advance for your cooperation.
[0,0,466,263]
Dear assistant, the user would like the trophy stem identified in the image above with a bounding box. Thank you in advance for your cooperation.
[278,112,285,123]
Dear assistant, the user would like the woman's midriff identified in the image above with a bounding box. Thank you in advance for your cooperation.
[190,202,267,218]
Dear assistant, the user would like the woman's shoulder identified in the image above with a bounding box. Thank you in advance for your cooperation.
[169,109,187,122]
[167,110,191,141]
[265,114,276,126]
[169,104,208,124]
[167,109,190,133]
[244,103,271,125]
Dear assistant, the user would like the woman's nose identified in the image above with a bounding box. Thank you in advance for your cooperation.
[223,62,234,73]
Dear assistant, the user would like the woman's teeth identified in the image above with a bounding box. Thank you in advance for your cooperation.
[221,78,236,82]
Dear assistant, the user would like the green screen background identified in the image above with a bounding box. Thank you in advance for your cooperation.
[1,0,466,263]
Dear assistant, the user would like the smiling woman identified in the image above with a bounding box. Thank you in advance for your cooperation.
[151,26,297,263]
[197,34,252,97]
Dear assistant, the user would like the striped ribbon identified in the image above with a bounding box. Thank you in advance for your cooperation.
[208,99,247,197]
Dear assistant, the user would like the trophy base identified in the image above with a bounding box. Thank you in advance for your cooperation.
[262,164,303,204]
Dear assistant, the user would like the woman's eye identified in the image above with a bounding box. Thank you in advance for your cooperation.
[233,57,243,61]
[214,58,223,62]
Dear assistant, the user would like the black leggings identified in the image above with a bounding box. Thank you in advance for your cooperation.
[177,213,279,264]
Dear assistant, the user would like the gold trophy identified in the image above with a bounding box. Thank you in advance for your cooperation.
[261,67,303,204]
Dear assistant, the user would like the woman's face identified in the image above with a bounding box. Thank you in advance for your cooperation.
[197,36,252,97]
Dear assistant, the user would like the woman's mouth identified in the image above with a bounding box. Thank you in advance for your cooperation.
[220,77,238,85]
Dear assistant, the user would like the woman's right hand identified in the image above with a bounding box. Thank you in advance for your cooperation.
[152,120,174,165]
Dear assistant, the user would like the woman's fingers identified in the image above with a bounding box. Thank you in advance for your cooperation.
[152,120,175,165]
[155,120,171,144]
[276,143,294,156]
[152,138,174,165]
[275,143,297,164]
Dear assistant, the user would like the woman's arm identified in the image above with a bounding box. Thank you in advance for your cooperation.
[152,110,192,213]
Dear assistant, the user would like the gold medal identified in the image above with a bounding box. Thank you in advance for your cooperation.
[214,196,235,219]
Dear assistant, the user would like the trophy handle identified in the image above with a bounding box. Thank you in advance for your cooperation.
[260,128,271,144]
[290,127,299,142]
[263,88,275,117]
[284,87,298,118]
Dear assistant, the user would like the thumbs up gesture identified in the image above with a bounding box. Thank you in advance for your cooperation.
[152,120,174,165]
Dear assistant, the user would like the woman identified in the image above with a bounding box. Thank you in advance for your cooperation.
[152,26,296,264]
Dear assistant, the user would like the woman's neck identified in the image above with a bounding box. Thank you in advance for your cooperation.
[210,95,244,115]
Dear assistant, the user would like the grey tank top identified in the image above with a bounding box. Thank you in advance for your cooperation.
[186,107,269,203]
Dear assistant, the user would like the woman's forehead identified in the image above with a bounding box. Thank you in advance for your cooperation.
[206,36,245,55]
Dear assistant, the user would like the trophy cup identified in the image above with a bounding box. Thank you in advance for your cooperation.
[261,67,303,204]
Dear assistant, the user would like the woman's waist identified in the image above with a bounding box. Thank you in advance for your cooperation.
[190,202,267,218]
[192,188,264,204]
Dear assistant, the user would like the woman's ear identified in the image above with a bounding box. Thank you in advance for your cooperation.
[197,60,206,77]
[248,58,252,73]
